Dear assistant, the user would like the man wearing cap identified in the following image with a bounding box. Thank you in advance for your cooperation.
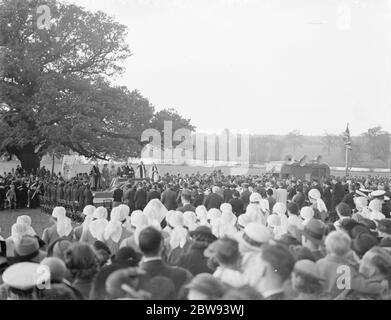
[370,190,390,218]
[301,219,326,261]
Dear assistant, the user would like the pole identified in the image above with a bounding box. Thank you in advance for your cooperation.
[345,146,349,177]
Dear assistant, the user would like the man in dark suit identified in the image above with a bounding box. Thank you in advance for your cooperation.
[229,191,244,216]
[223,185,234,203]
[134,183,147,210]
[240,183,251,209]
[331,178,346,211]
[123,184,137,212]
[147,184,161,203]
[192,188,204,208]
[139,227,191,295]
[177,189,196,213]
[342,183,356,211]
[161,184,178,211]
[203,186,223,211]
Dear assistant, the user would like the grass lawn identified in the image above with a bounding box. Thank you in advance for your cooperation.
[0,208,54,238]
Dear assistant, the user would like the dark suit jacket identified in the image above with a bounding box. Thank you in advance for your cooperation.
[161,189,178,210]
[140,259,189,293]
[192,193,204,207]
[241,189,251,207]
[134,188,147,210]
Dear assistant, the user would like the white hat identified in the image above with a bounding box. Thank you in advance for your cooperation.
[89,218,109,241]
[300,206,314,221]
[371,190,390,200]
[308,189,321,200]
[11,223,29,242]
[249,192,262,203]
[82,205,96,217]
[130,211,148,229]
[237,214,252,228]
[118,204,130,221]
[220,203,233,214]
[16,216,36,237]
[56,217,73,238]
[207,208,221,221]
[273,203,287,216]
[267,214,281,227]
[235,222,272,251]
[52,207,66,220]
[2,262,41,290]
[93,207,108,220]
[170,211,184,228]
[144,199,167,224]
[195,206,208,221]
[183,211,198,231]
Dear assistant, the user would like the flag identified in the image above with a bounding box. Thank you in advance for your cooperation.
[343,124,352,150]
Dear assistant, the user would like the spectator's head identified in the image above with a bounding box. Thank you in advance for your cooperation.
[352,232,379,259]
[359,246,391,280]
[301,219,326,250]
[336,202,352,219]
[40,257,67,283]
[267,189,273,197]
[325,231,351,257]
[246,244,295,295]
[138,227,163,257]
[186,273,225,300]
[287,202,299,216]
[292,259,324,296]
[64,243,100,281]
[111,247,142,267]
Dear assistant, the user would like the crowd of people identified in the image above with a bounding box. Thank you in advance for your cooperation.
[0,164,391,300]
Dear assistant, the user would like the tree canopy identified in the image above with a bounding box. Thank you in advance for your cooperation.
[0,0,194,171]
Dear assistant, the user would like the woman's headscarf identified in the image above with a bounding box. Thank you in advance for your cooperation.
[169,211,188,249]
[308,189,327,213]
[143,199,167,230]
[57,217,73,238]
[10,223,29,243]
[300,206,314,226]
[244,204,266,225]
[82,205,96,233]
[16,215,36,236]
[52,207,66,221]
[195,206,209,226]
[272,202,288,236]
[89,207,109,241]
[118,204,130,222]
[104,207,123,243]
[183,211,198,231]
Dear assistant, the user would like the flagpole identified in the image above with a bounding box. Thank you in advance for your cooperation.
[345,145,349,177]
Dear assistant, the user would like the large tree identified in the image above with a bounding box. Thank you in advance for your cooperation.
[361,126,390,165]
[0,0,194,171]
[320,132,339,155]
[285,130,305,153]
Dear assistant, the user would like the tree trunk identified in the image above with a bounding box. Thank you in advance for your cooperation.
[16,143,41,174]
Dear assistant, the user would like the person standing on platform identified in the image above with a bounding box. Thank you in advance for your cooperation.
[151,163,159,183]
[137,161,147,179]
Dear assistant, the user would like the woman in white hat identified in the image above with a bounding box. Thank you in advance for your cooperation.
[6,223,30,257]
[167,211,191,265]
[308,189,328,222]
[42,207,74,246]
[74,205,95,241]
[272,202,289,239]
[80,207,109,244]
[195,206,210,227]
[16,215,36,237]
[120,210,148,253]
[103,207,133,255]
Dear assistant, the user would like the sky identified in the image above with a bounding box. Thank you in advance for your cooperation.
[65,0,391,136]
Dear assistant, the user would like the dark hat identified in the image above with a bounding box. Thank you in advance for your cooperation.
[377,219,391,235]
[111,247,142,267]
[189,226,217,242]
[352,232,379,257]
[302,219,326,245]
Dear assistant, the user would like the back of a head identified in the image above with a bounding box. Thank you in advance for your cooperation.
[287,202,299,216]
[261,243,295,282]
[138,227,163,256]
[325,231,351,257]
[336,202,352,217]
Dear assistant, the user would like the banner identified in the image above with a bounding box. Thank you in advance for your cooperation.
[62,155,77,180]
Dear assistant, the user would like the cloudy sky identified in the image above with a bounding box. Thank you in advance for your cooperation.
[66,0,391,136]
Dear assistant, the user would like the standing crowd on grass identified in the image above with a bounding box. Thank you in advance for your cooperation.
[0,165,391,300]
